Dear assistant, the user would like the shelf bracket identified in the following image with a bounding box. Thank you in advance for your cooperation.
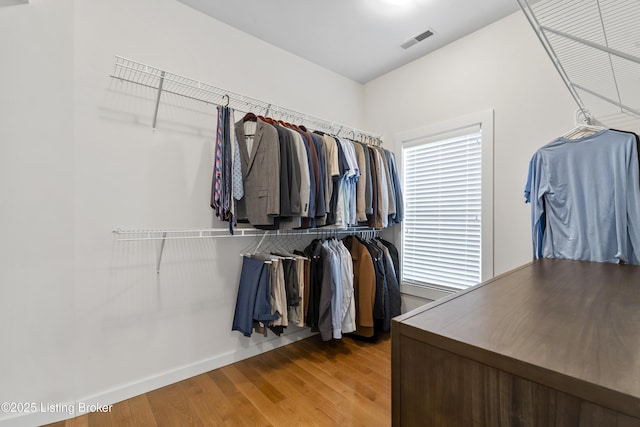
[572,84,640,119]
[156,231,167,274]
[152,71,166,131]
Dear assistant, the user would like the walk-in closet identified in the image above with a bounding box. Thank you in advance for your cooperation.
[2,0,640,426]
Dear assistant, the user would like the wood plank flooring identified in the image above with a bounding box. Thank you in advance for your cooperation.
[43,334,390,427]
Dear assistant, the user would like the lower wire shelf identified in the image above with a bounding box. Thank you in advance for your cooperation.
[113,226,382,273]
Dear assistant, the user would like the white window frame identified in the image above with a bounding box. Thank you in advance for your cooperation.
[396,110,494,300]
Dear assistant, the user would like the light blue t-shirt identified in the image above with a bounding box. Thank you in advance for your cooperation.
[524,129,640,264]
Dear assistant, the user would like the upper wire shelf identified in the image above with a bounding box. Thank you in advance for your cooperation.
[110,56,383,144]
[517,0,640,133]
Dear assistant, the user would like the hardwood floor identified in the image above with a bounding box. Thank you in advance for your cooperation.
[43,334,391,427]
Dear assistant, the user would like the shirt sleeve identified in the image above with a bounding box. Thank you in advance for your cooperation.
[524,158,533,203]
[624,138,640,264]
[525,152,548,259]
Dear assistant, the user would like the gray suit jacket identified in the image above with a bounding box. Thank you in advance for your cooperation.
[235,118,281,226]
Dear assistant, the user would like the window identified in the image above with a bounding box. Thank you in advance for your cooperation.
[399,111,493,296]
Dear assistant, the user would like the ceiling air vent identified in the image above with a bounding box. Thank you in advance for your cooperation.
[401,29,434,49]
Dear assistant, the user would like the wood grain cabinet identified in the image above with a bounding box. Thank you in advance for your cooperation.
[392,259,640,426]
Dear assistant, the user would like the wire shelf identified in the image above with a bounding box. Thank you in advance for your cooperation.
[112,226,378,242]
[113,226,381,273]
[517,0,640,133]
[111,56,382,144]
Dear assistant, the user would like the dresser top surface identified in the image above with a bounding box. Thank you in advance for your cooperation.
[399,259,640,400]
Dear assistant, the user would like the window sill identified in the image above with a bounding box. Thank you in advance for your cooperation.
[400,282,458,301]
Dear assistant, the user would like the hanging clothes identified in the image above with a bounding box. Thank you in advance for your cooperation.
[386,150,404,225]
[310,133,328,225]
[271,251,305,326]
[289,129,311,223]
[233,235,401,340]
[354,142,368,222]
[273,125,297,218]
[320,238,356,340]
[377,238,400,285]
[295,256,306,328]
[342,235,377,338]
[212,110,402,232]
[211,106,224,218]
[319,240,337,341]
[375,238,401,321]
[366,147,380,228]
[232,256,279,337]
[234,117,281,227]
[210,107,236,228]
[318,134,337,224]
[303,239,324,331]
[362,144,374,219]
[524,129,640,264]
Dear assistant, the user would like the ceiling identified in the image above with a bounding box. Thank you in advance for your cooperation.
[178,0,522,83]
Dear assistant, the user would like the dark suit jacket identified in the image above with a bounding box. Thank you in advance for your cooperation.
[310,133,327,219]
[275,124,302,216]
[235,119,281,226]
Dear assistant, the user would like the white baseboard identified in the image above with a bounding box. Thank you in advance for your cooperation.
[0,328,315,427]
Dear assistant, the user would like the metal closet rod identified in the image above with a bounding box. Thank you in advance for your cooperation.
[110,56,383,144]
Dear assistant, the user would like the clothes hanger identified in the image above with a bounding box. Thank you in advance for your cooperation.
[239,233,260,257]
[242,112,257,122]
[271,111,284,127]
[562,110,606,139]
[276,113,289,128]
[239,231,271,258]
[562,124,605,140]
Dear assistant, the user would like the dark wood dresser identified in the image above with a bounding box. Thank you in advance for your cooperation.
[392,259,640,426]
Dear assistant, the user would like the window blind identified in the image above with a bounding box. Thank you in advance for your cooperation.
[402,129,482,290]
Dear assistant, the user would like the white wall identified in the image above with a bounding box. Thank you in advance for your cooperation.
[1,0,364,425]
[363,11,578,277]
[0,0,76,425]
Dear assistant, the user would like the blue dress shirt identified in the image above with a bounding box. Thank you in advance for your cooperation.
[525,129,640,264]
